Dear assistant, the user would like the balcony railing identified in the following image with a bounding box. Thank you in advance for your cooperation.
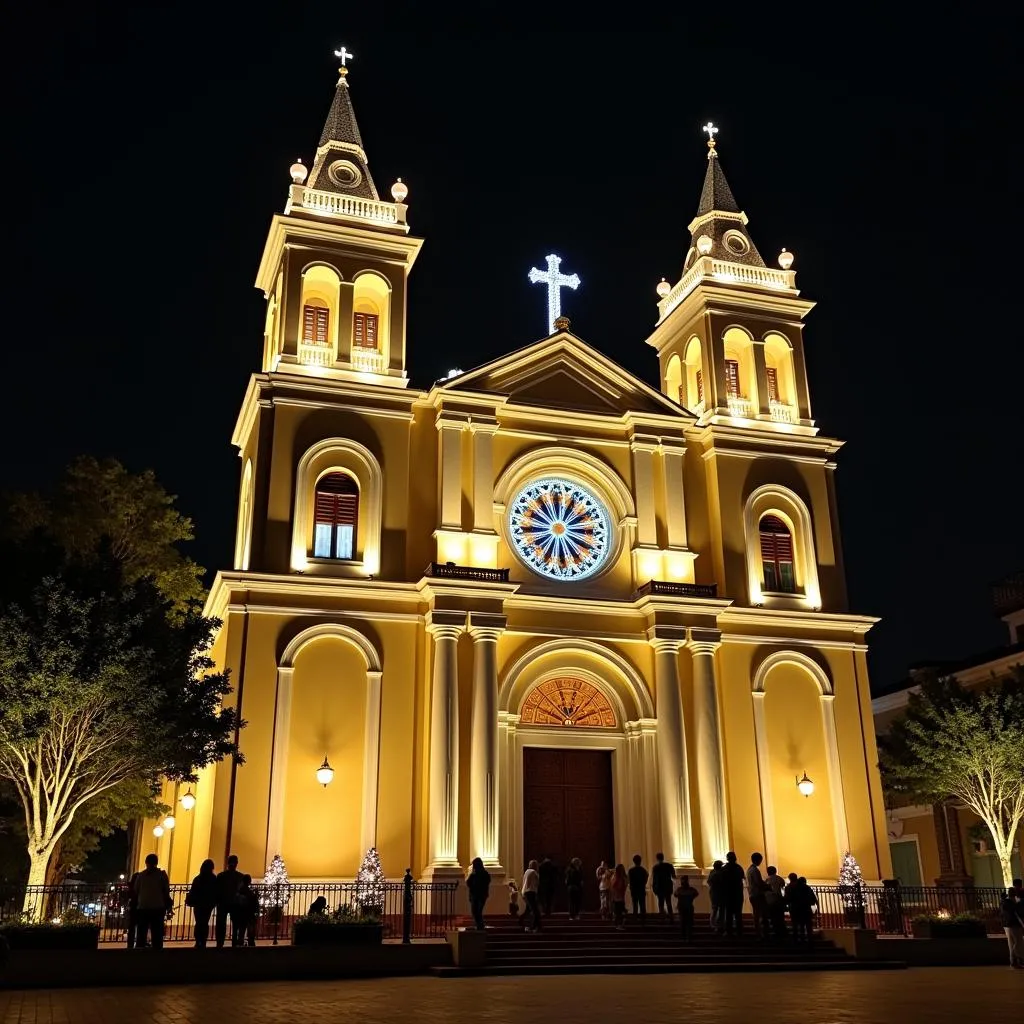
[657,256,796,323]
[298,342,335,368]
[634,580,719,600]
[727,395,754,418]
[351,347,388,374]
[425,562,510,583]
[769,400,795,423]
[296,187,406,228]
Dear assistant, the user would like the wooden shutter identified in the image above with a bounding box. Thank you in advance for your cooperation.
[766,366,780,403]
[725,359,740,398]
[314,473,359,526]
[696,369,704,404]
[759,514,793,561]
[303,305,329,344]
[353,312,379,349]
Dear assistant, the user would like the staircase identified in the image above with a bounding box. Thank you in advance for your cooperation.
[437,913,905,976]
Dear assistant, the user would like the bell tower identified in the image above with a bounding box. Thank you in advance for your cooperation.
[646,124,814,430]
[255,48,423,387]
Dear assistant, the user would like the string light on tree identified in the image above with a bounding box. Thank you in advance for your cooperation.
[355,846,385,914]
[259,854,292,911]
[528,254,581,334]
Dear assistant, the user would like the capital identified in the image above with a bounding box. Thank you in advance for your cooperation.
[647,625,687,653]
[468,613,506,643]
[688,627,722,656]
[426,610,466,640]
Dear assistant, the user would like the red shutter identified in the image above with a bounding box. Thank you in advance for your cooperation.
[303,305,329,344]
[725,359,740,398]
[314,474,359,526]
[354,313,379,349]
[315,307,329,344]
[766,366,780,403]
[759,515,793,560]
[696,369,704,404]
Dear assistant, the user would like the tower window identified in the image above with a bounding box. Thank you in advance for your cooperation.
[759,514,795,593]
[767,366,780,403]
[725,359,741,398]
[314,473,359,560]
[302,304,330,345]
[353,312,379,349]
[696,369,704,405]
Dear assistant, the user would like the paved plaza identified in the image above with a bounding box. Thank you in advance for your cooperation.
[1,968,1020,1024]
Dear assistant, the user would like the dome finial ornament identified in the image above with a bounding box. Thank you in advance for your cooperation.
[391,177,408,202]
[702,121,719,159]
[656,278,671,298]
[289,158,308,185]
[778,247,794,270]
[334,44,354,79]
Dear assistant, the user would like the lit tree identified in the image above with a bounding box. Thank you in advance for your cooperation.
[0,462,241,911]
[878,670,1024,888]
[839,851,864,894]
[260,854,291,912]
[356,847,384,914]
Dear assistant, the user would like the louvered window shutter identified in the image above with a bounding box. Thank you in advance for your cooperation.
[725,359,741,398]
[303,305,329,344]
[313,474,359,559]
[759,514,795,593]
[767,366,780,403]
[696,369,704,404]
[353,313,380,349]
[315,307,329,344]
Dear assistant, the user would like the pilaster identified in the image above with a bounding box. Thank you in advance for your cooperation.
[468,613,505,870]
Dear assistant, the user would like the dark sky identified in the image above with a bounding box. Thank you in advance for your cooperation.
[6,7,1021,691]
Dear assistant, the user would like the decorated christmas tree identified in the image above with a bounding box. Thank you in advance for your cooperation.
[838,850,865,911]
[355,847,385,915]
[259,854,291,913]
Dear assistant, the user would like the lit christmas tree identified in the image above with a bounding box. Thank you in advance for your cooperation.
[259,854,291,912]
[838,850,865,910]
[355,847,385,915]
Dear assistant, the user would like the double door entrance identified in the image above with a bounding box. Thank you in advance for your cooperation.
[521,747,615,911]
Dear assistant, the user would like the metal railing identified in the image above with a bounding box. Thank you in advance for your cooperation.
[1,874,458,945]
[812,883,1006,935]
[425,562,511,583]
[634,580,719,600]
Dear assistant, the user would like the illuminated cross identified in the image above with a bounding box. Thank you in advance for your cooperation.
[702,121,719,155]
[528,254,581,334]
[334,45,354,67]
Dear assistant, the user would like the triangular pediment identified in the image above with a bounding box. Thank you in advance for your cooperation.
[441,333,686,419]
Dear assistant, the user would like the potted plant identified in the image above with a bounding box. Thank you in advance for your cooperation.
[0,907,100,951]
[291,904,383,947]
[910,911,988,939]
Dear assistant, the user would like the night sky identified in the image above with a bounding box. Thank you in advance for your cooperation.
[6,9,1021,692]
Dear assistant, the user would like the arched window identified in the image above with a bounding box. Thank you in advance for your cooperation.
[759,514,796,593]
[314,473,359,560]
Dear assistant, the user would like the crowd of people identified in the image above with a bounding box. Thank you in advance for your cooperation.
[466,850,824,942]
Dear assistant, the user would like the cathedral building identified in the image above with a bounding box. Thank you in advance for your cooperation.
[150,57,892,893]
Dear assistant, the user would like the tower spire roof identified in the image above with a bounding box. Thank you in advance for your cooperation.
[683,123,764,271]
[306,49,379,201]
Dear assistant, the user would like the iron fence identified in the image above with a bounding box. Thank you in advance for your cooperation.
[813,883,1006,935]
[0,874,458,945]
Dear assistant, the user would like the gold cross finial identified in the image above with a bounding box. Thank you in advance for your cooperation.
[702,121,719,157]
[334,45,354,77]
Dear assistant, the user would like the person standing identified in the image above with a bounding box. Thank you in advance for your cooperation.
[652,852,676,922]
[521,860,542,932]
[565,858,584,921]
[466,857,491,931]
[538,855,558,917]
[215,854,243,948]
[675,875,699,940]
[596,861,611,919]
[627,854,649,924]
[999,887,1024,969]
[125,869,142,948]
[185,859,218,947]
[706,860,725,934]
[233,874,260,946]
[764,865,787,939]
[132,854,171,949]
[720,852,745,938]
[745,852,768,939]
[610,863,628,930]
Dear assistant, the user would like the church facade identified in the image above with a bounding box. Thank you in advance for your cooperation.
[148,59,892,891]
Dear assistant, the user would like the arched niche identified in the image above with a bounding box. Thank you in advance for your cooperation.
[723,325,758,416]
[665,353,684,406]
[763,332,796,417]
[234,459,253,570]
[683,335,705,411]
[351,271,391,365]
[299,264,342,357]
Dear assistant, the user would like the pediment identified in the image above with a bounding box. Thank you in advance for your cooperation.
[443,335,684,419]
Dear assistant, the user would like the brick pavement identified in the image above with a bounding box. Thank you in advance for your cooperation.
[1,967,1019,1023]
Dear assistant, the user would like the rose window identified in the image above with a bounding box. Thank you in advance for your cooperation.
[508,478,611,581]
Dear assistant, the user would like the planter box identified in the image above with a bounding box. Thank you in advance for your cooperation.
[0,925,99,951]
[910,919,987,939]
[291,923,383,947]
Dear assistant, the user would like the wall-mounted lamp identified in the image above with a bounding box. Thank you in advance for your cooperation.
[180,790,197,811]
[162,815,176,831]
[152,825,165,838]
[796,772,815,798]
[316,755,335,787]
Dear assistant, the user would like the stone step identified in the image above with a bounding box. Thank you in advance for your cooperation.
[434,960,906,977]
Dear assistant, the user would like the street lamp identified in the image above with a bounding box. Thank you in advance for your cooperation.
[316,755,335,787]
[796,772,815,798]
[180,790,196,811]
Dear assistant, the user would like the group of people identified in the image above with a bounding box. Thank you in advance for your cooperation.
[125,852,260,949]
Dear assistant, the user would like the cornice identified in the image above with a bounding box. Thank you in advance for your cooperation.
[691,423,844,460]
[718,606,878,635]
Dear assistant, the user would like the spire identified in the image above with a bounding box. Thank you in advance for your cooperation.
[306,47,379,201]
[684,123,764,271]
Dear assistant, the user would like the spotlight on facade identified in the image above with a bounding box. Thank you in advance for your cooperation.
[162,815,176,830]
[181,791,197,811]
[316,755,335,787]
[152,825,165,838]
[796,772,814,798]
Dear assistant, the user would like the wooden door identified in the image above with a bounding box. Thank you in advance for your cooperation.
[522,747,614,910]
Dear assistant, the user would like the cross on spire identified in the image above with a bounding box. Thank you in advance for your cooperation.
[702,121,719,158]
[334,45,354,68]
[528,254,581,334]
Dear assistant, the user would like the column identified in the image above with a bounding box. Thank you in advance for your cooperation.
[469,615,505,868]
[752,339,771,418]
[427,614,464,868]
[649,631,695,867]
[819,693,851,863]
[689,631,729,865]
[336,280,355,363]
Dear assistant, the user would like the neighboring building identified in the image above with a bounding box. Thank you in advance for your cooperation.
[873,570,1024,888]
[144,57,893,890]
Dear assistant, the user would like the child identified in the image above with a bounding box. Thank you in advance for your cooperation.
[507,879,520,917]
